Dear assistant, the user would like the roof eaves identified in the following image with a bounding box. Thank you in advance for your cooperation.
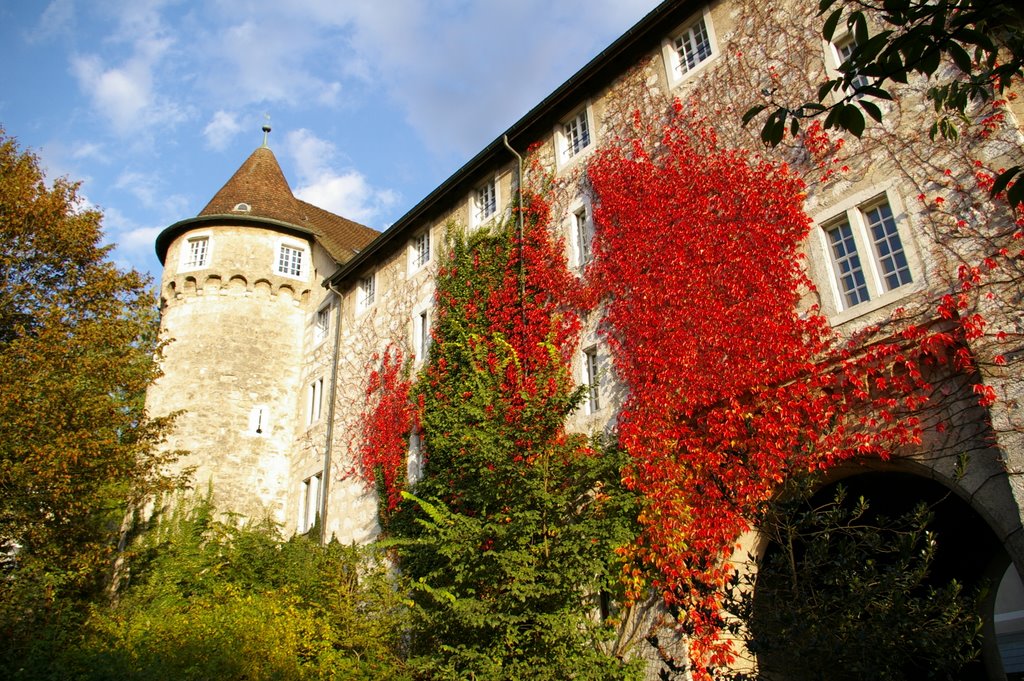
[155,213,318,264]
[325,0,697,289]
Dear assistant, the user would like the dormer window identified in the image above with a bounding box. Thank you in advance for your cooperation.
[233,202,251,213]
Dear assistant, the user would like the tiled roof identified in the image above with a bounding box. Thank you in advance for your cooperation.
[199,146,379,262]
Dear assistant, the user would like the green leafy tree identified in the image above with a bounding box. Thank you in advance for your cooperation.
[387,214,641,680]
[0,129,178,670]
[49,497,412,680]
[719,485,982,681]
[746,0,1024,204]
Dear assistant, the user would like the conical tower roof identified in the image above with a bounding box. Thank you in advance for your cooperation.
[156,143,379,264]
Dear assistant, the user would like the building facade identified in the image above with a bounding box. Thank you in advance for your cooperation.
[147,0,1024,675]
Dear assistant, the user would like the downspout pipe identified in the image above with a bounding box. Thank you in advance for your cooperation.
[503,134,527,347]
[319,284,345,545]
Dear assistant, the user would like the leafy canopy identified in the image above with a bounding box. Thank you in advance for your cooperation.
[0,128,177,669]
[745,0,1024,205]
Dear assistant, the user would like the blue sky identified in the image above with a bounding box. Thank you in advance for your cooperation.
[1,0,661,279]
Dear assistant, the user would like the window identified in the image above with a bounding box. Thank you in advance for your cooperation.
[314,306,331,345]
[415,309,431,361]
[358,273,376,310]
[277,244,304,278]
[411,231,431,269]
[832,34,870,95]
[185,236,209,269]
[408,430,423,485]
[475,178,497,224]
[664,10,717,84]
[307,377,323,426]
[823,197,913,312]
[560,109,592,163]
[584,346,600,414]
[247,405,269,436]
[299,472,322,534]
[574,204,594,266]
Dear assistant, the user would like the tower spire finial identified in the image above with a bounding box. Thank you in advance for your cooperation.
[261,113,272,148]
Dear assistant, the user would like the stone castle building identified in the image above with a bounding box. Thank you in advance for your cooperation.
[146,0,1024,676]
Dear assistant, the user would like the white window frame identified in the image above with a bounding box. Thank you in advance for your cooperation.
[473,176,499,227]
[583,346,600,415]
[555,104,595,169]
[298,471,322,534]
[179,233,211,272]
[413,307,432,363]
[569,200,595,268]
[815,190,919,322]
[306,377,323,426]
[275,240,307,280]
[357,273,376,312]
[410,230,431,271]
[662,7,719,87]
[827,31,871,98]
[313,305,331,345]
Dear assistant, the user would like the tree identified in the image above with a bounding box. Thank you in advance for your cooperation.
[0,129,178,668]
[51,497,412,681]
[720,484,982,681]
[745,0,1024,205]
[378,208,641,680]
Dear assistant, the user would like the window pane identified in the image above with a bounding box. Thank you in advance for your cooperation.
[827,221,871,307]
[674,17,712,75]
[476,181,496,221]
[187,237,209,268]
[278,245,303,277]
[564,112,591,159]
[865,202,912,291]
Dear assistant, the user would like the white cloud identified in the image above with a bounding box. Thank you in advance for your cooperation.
[27,0,74,43]
[308,0,660,157]
[71,142,107,161]
[113,169,189,217]
[119,224,164,252]
[203,110,243,150]
[285,128,398,225]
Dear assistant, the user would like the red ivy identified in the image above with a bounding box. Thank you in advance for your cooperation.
[587,108,939,676]
[357,345,417,511]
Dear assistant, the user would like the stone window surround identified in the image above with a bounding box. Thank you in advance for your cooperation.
[813,186,923,324]
[661,6,719,88]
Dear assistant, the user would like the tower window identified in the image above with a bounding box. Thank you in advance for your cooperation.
[277,244,303,278]
[185,236,209,269]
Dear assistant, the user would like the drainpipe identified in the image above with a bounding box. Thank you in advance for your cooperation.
[503,134,527,343]
[319,284,345,545]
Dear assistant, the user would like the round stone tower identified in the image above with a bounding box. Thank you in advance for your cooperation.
[147,133,377,522]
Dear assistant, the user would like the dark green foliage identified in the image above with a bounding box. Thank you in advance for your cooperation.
[7,497,411,681]
[720,485,983,681]
[746,0,1024,203]
[388,221,641,680]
